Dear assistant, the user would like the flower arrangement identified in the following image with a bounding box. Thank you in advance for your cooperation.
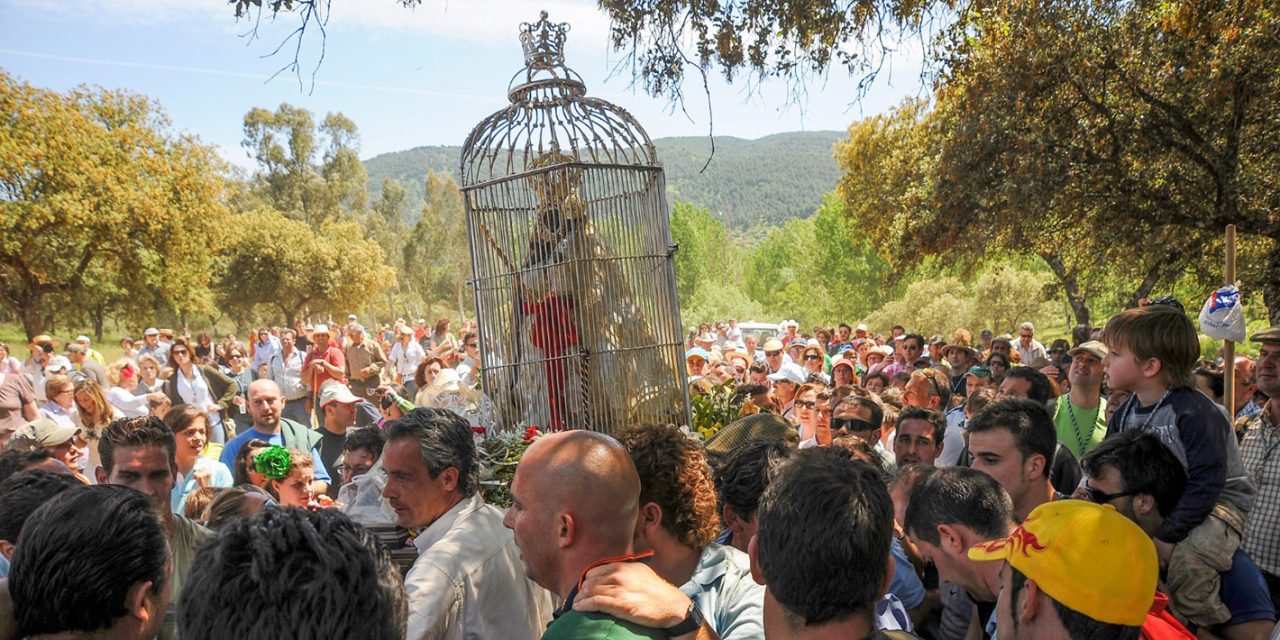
[477,427,542,508]
[254,446,292,480]
[689,380,760,441]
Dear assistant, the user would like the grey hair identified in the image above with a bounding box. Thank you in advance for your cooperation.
[384,408,479,496]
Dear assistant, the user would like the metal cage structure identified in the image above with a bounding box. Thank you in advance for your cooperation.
[458,11,690,434]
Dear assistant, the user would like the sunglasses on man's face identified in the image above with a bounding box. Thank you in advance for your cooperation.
[1084,483,1138,505]
[765,350,782,358]
[831,417,875,433]
[793,400,817,410]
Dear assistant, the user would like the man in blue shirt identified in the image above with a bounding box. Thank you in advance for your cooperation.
[221,379,330,495]
[1082,430,1276,639]
[138,327,170,368]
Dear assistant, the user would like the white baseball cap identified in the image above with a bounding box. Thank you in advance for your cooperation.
[312,324,331,335]
[767,363,806,386]
[319,382,361,408]
[44,356,72,374]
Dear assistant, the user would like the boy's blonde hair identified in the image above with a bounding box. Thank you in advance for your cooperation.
[1101,305,1198,390]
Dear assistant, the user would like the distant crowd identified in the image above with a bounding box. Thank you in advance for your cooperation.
[0,299,1278,640]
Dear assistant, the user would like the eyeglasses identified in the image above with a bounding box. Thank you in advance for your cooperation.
[917,369,944,398]
[831,417,875,433]
[336,464,373,476]
[1084,483,1138,505]
[171,350,189,356]
[793,400,817,410]
[804,354,822,361]
[764,350,782,357]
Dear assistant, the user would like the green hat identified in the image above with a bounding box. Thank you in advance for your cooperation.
[9,418,77,452]
[965,365,993,379]
[1251,326,1280,344]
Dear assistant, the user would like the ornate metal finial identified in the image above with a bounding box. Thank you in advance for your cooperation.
[519,10,569,70]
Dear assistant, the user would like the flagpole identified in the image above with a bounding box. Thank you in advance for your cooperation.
[1224,224,1237,416]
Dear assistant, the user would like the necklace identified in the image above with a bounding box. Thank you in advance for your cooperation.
[1120,389,1172,433]
[1064,395,1100,456]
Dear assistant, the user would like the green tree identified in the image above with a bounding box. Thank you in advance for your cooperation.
[930,0,1279,321]
[836,97,1223,330]
[403,171,471,320]
[862,264,1058,337]
[0,71,229,340]
[242,104,368,227]
[214,207,395,326]
[669,202,728,304]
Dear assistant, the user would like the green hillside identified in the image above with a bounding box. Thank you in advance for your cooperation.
[361,131,845,230]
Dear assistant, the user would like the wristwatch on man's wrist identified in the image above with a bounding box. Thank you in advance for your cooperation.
[664,602,705,637]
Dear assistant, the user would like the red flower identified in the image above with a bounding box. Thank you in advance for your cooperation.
[523,426,541,443]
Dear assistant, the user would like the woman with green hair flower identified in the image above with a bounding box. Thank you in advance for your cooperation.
[255,446,315,508]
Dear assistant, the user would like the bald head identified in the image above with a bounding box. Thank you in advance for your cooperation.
[524,431,639,543]
[505,430,641,597]
[247,379,285,432]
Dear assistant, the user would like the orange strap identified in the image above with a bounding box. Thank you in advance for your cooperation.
[576,550,656,592]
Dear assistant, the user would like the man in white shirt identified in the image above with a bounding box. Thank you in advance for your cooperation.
[138,328,170,368]
[381,408,552,639]
[268,330,308,425]
[389,326,426,395]
[1014,322,1047,366]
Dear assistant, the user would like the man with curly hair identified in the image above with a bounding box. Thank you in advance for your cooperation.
[575,423,765,639]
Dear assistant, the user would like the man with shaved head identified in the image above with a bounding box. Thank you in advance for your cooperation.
[218,379,330,495]
[504,430,669,639]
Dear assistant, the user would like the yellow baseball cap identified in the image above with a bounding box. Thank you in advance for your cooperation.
[967,500,1157,627]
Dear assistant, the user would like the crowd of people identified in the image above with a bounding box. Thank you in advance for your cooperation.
[0,300,1277,640]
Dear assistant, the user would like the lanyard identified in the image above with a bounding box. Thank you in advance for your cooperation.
[1120,390,1171,433]
[1064,396,1099,456]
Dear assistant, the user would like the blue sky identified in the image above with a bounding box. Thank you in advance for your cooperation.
[0,0,926,171]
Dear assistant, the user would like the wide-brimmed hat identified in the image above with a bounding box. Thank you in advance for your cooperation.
[942,343,979,359]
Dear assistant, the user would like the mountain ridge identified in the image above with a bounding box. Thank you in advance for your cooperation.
[362,130,846,229]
